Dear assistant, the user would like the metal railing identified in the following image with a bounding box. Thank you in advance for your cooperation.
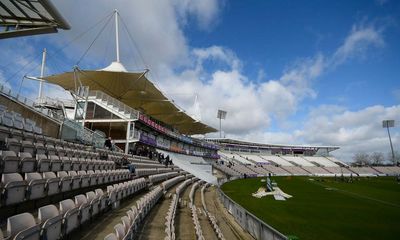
[218,181,288,240]
[88,90,139,119]
[0,84,59,121]
[0,83,106,147]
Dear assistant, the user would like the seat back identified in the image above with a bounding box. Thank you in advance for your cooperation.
[38,205,62,240]
[7,212,37,239]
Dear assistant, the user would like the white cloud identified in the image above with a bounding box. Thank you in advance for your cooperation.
[297,105,400,162]
[331,23,384,66]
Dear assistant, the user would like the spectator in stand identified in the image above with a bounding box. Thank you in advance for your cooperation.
[104,137,112,150]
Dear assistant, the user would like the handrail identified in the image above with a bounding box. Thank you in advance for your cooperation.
[88,90,139,119]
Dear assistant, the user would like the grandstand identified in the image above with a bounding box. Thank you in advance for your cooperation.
[211,139,400,177]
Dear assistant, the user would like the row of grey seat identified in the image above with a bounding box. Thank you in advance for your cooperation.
[1,151,115,174]
[1,177,147,240]
[0,109,43,135]
[0,169,130,207]
[104,175,187,240]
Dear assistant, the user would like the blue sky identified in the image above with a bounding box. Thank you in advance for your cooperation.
[0,0,399,162]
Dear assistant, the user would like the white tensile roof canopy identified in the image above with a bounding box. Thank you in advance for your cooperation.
[43,62,217,135]
[0,0,70,39]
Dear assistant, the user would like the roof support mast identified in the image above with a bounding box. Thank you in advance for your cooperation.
[38,48,47,101]
[115,9,120,63]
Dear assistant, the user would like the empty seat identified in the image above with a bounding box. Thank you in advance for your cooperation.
[24,119,35,133]
[12,114,25,130]
[114,223,126,240]
[38,204,62,240]
[1,173,27,206]
[80,158,88,171]
[68,171,81,190]
[57,171,72,192]
[46,143,56,156]
[10,129,24,141]
[74,194,90,224]
[104,233,118,240]
[23,131,35,142]
[25,172,46,200]
[61,156,72,171]
[49,155,62,172]
[1,112,14,128]
[59,199,79,235]
[34,134,45,144]
[22,140,35,156]
[34,142,46,155]
[0,125,11,142]
[71,158,80,171]
[33,126,42,135]
[86,191,100,217]
[1,150,20,173]
[78,171,90,188]
[56,146,66,157]
[6,212,40,240]
[43,172,60,196]
[36,154,50,172]
[19,152,36,173]
[6,137,22,153]
[87,170,97,186]
[95,188,108,212]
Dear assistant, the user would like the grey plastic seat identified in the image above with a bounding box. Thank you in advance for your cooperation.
[12,114,25,130]
[75,194,90,224]
[34,142,46,155]
[87,160,95,171]
[1,173,27,206]
[36,154,50,172]
[78,171,90,188]
[95,189,108,212]
[80,158,88,171]
[61,156,72,171]
[1,150,20,173]
[71,158,80,171]
[22,140,35,156]
[34,134,45,144]
[64,148,74,158]
[104,233,118,240]
[57,171,72,192]
[24,119,35,133]
[33,126,42,135]
[49,155,62,172]
[1,112,14,128]
[6,212,40,240]
[0,125,11,142]
[95,170,104,185]
[56,146,66,157]
[114,223,126,240]
[38,204,62,240]
[68,171,81,190]
[25,172,46,200]
[10,129,24,141]
[23,131,35,142]
[46,143,56,156]
[107,186,117,205]
[87,170,97,186]
[19,152,36,173]
[86,191,100,217]
[5,137,22,154]
[59,199,79,235]
[43,172,60,196]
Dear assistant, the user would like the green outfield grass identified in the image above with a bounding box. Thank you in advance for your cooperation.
[221,176,400,240]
